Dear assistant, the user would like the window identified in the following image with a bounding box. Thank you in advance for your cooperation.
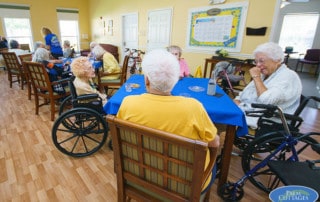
[57,9,80,52]
[278,13,319,54]
[0,4,33,51]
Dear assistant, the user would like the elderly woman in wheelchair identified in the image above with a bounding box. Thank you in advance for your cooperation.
[233,42,302,149]
[51,57,110,157]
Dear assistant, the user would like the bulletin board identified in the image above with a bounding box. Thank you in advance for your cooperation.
[186,2,249,53]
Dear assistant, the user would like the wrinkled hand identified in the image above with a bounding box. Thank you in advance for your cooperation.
[249,67,261,77]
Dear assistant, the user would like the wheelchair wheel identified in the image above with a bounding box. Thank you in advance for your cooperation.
[59,95,73,115]
[52,107,108,157]
[241,131,319,193]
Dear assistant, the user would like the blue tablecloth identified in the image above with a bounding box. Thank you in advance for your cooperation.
[104,75,248,137]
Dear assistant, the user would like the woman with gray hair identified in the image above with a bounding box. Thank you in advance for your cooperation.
[117,49,220,195]
[91,44,120,80]
[234,42,302,128]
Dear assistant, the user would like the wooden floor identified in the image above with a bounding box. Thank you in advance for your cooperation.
[0,69,319,202]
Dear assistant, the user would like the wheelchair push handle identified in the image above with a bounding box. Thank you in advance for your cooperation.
[251,103,278,110]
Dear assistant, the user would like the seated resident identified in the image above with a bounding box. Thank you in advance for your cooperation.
[234,42,302,129]
[9,39,29,62]
[91,44,120,80]
[167,45,190,78]
[32,47,67,94]
[117,49,220,193]
[63,40,73,58]
[71,57,108,105]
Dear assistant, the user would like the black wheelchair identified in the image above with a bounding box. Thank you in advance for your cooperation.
[51,76,110,157]
[218,96,320,201]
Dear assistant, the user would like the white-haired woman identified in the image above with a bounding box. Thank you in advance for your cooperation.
[117,49,220,196]
[71,56,107,105]
[91,44,120,80]
[234,42,302,128]
[32,47,67,94]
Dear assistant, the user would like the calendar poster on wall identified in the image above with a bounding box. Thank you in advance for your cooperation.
[186,2,248,53]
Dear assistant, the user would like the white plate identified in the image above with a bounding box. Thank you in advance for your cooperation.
[188,86,205,92]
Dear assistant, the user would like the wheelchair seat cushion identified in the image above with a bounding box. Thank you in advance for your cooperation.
[268,160,320,196]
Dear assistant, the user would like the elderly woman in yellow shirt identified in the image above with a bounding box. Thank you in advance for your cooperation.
[91,44,120,80]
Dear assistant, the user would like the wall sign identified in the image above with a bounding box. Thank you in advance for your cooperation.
[186,2,248,53]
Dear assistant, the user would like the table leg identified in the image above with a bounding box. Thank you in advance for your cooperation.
[217,125,236,190]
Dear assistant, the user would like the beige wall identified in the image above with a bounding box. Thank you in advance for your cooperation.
[0,0,279,72]
[88,0,278,72]
[0,0,91,49]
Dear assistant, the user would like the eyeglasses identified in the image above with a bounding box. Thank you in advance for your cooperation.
[254,58,268,65]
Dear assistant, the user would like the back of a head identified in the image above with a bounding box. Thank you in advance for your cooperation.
[90,41,98,50]
[9,40,19,49]
[142,49,180,93]
[64,40,71,47]
[41,27,52,36]
[253,42,284,63]
[34,41,44,51]
[91,45,105,58]
[32,47,50,62]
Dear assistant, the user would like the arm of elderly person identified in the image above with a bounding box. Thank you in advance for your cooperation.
[234,66,302,111]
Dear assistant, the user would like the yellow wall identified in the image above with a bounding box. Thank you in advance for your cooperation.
[88,0,278,72]
[0,0,91,49]
[0,0,279,72]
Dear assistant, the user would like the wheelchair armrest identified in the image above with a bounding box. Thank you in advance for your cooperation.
[77,94,100,101]
[51,77,71,86]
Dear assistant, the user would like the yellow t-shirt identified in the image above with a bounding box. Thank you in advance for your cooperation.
[117,93,217,190]
[101,52,120,80]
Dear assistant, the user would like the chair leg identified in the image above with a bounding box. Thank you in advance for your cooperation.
[50,99,55,121]
[34,94,39,115]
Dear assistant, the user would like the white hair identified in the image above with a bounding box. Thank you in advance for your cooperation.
[253,42,284,63]
[32,47,50,62]
[142,49,180,93]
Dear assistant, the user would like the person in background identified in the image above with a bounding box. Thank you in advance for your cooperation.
[0,36,8,49]
[167,45,190,78]
[32,47,67,94]
[87,41,98,58]
[71,57,108,105]
[234,42,302,129]
[63,40,73,58]
[33,41,45,53]
[91,44,120,80]
[41,27,63,59]
[9,39,29,57]
[0,36,8,68]
[117,49,220,195]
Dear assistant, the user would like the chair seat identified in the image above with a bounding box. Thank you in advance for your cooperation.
[100,78,121,83]
[298,59,320,64]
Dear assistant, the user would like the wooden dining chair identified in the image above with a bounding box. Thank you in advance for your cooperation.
[97,55,130,96]
[203,58,221,78]
[2,51,26,89]
[106,114,218,202]
[24,61,70,121]
[19,54,33,100]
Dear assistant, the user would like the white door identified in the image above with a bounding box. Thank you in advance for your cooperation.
[147,8,172,51]
[122,13,138,61]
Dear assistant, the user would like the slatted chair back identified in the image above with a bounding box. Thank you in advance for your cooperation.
[2,51,25,89]
[24,61,70,121]
[19,54,33,100]
[107,114,218,202]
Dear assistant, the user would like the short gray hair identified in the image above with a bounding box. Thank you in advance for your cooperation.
[142,49,180,93]
[32,47,50,62]
[253,42,284,63]
[91,45,106,58]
